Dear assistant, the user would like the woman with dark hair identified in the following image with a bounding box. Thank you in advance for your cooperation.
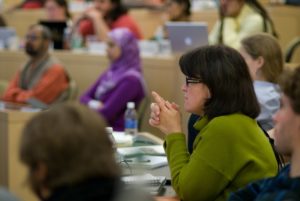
[44,0,71,21]
[209,0,277,49]
[74,0,142,42]
[149,45,278,201]
[154,0,191,39]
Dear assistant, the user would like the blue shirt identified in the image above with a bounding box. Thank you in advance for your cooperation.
[254,81,280,131]
[229,164,300,201]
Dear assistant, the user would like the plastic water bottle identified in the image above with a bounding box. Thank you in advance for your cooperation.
[124,102,138,136]
[70,29,83,50]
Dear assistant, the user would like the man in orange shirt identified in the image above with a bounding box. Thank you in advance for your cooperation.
[2,24,69,104]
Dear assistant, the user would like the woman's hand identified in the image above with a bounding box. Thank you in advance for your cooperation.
[149,91,182,135]
[85,8,103,21]
[88,99,103,110]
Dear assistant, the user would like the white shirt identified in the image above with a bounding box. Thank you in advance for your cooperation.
[254,81,280,131]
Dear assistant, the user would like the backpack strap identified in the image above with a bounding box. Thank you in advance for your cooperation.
[257,122,285,171]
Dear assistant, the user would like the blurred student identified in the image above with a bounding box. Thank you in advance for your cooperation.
[19,102,154,201]
[80,28,145,131]
[1,24,69,104]
[42,0,72,49]
[149,45,278,201]
[229,66,300,201]
[154,0,191,39]
[209,0,277,49]
[44,0,71,22]
[239,33,283,131]
[7,0,44,10]
[73,0,142,43]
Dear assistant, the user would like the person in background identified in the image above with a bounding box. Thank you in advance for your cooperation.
[80,28,145,131]
[154,0,191,40]
[229,65,300,201]
[19,102,154,201]
[73,0,142,44]
[44,0,71,22]
[1,24,69,104]
[209,0,277,49]
[149,45,278,201]
[7,0,44,10]
[43,0,72,49]
[239,33,283,131]
[0,188,20,201]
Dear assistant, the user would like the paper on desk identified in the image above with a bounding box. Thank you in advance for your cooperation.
[112,131,133,147]
[117,145,166,158]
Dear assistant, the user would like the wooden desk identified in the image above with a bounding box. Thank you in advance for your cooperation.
[0,109,38,201]
[0,50,183,136]
[0,110,174,201]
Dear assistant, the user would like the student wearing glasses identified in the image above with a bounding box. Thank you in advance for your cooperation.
[149,45,278,201]
[1,24,69,104]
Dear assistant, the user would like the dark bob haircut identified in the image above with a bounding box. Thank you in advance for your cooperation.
[179,45,260,120]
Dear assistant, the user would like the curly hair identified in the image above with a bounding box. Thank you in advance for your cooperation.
[279,65,300,114]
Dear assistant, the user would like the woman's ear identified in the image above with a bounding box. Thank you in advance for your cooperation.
[256,56,265,70]
[207,87,212,99]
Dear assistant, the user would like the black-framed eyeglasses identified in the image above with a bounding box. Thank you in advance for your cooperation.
[185,77,202,86]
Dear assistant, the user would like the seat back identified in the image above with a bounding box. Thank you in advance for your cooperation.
[285,37,300,63]
[137,95,150,131]
[52,79,78,104]
[0,80,8,97]
[66,79,79,100]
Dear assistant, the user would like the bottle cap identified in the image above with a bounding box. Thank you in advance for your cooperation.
[106,127,113,134]
[127,102,135,109]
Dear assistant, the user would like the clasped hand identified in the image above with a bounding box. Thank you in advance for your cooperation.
[149,91,182,135]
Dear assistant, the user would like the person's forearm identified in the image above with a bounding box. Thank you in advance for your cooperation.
[92,17,109,41]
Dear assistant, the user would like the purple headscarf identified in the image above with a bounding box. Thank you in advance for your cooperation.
[95,28,144,99]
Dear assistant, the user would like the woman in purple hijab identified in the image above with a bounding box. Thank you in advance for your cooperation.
[80,28,146,131]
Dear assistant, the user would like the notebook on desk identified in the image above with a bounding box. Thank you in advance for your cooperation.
[117,145,166,158]
[123,155,168,169]
[165,22,208,54]
[122,173,167,195]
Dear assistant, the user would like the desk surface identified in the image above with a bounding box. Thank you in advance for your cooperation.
[120,132,176,197]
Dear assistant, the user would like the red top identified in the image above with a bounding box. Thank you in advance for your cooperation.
[79,14,143,39]
[21,1,43,9]
[2,65,69,104]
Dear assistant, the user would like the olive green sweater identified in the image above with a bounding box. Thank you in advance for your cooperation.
[165,113,277,201]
